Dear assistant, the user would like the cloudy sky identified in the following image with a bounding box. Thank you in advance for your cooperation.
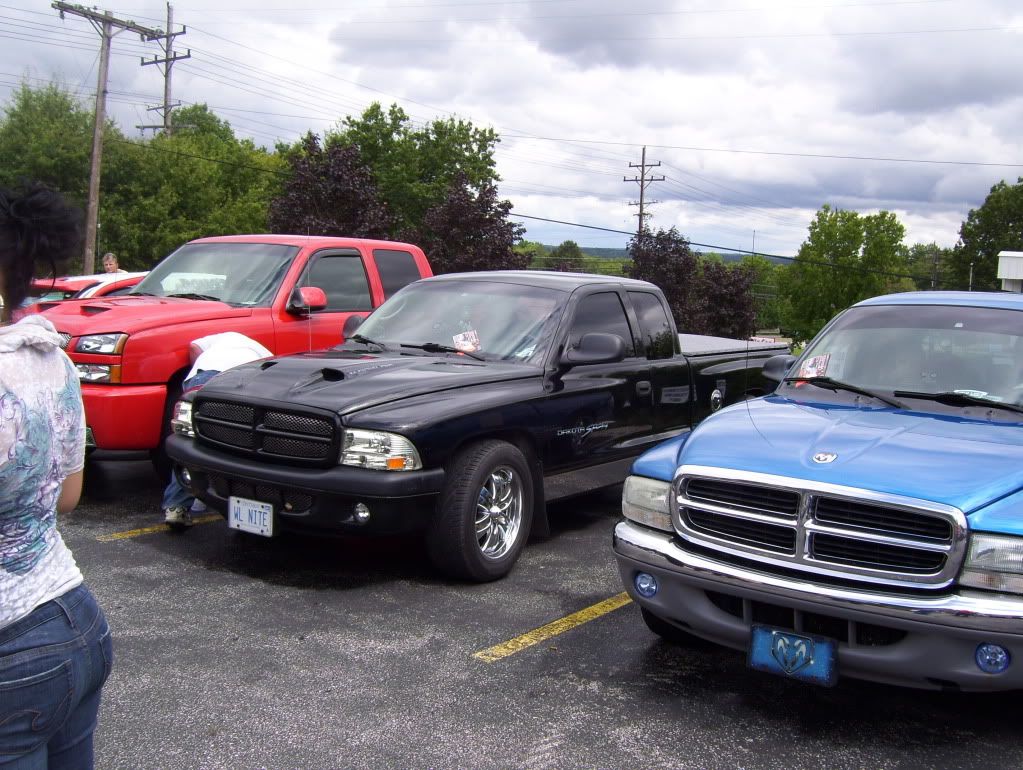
[2,0,1022,257]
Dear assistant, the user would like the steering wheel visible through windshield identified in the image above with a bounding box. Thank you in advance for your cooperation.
[350,279,565,365]
[131,242,298,306]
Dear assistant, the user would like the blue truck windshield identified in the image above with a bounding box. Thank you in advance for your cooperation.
[785,304,1022,408]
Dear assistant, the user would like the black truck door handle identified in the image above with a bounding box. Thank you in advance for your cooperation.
[636,380,652,397]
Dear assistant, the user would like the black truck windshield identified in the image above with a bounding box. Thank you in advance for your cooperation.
[352,279,564,364]
[131,242,298,307]
[782,303,1023,411]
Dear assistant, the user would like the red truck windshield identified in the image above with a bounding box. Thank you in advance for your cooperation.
[131,242,299,307]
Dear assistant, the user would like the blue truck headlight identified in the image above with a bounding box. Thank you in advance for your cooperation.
[171,399,194,437]
[622,476,673,532]
[341,429,422,471]
[960,533,1023,595]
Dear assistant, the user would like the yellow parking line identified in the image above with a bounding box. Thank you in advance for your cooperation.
[473,591,633,663]
[96,514,222,542]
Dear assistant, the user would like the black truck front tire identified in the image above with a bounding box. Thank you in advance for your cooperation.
[427,440,534,582]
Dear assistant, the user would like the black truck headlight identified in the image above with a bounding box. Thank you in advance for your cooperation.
[171,399,194,437]
[341,429,422,471]
[622,475,673,532]
[961,533,1023,595]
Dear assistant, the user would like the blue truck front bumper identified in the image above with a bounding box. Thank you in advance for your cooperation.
[613,520,1023,691]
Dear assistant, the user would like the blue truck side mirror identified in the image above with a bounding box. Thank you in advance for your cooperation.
[762,353,797,383]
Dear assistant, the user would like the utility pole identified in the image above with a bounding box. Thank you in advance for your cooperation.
[139,3,190,135]
[52,2,161,273]
[625,146,664,238]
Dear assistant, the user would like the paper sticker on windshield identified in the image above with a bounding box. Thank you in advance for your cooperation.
[797,354,830,379]
[452,329,481,352]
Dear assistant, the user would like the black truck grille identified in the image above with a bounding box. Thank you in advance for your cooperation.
[193,397,338,466]
[675,471,967,589]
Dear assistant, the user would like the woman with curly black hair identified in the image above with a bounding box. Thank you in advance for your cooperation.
[0,183,113,769]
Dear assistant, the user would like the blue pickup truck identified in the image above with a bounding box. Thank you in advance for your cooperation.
[613,291,1023,691]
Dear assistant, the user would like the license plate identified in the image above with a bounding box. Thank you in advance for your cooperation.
[228,496,274,537]
[748,625,837,687]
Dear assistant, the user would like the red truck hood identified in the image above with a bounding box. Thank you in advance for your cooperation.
[40,295,252,335]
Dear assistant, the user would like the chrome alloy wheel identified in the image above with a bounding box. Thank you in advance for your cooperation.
[475,465,524,559]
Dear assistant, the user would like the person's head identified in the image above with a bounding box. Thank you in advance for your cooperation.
[0,183,82,324]
[102,252,118,272]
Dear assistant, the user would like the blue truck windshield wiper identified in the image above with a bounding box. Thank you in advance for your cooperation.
[785,376,906,409]
[894,390,1023,415]
[400,342,484,361]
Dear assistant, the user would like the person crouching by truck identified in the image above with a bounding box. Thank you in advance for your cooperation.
[162,332,271,530]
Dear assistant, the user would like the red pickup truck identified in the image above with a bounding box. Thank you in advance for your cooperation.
[40,234,433,471]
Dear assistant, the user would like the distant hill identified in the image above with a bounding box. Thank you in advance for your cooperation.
[540,245,789,265]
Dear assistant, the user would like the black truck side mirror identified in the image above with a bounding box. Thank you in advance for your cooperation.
[561,333,626,367]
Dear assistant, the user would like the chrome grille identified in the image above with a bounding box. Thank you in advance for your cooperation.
[674,466,968,589]
[194,397,338,466]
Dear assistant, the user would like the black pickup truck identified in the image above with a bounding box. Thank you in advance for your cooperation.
[166,271,788,581]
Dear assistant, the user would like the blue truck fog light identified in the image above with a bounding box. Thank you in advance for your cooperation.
[975,644,1011,674]
[634,572,658,598]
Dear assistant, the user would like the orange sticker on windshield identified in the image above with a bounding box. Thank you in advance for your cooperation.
[797,353,830,379]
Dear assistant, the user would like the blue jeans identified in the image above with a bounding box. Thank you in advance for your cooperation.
[0,584,113,769]
[160,369,220,512]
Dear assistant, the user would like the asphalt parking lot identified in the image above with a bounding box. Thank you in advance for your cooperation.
[69,459,1023,770]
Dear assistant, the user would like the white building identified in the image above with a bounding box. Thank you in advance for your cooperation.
[997,251,1023,292]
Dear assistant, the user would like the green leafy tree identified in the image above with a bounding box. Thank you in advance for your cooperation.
[268,132,393,239]
[0,83,96,202]
[102,105,285,268]
[547,240,584,271]
[513,240,549,267]
[950,178,1023,291]
[406,172,526,274]
[905,243,953,291]
[779,205,909,344]
[742,254,784,330]
[328,103,500,236]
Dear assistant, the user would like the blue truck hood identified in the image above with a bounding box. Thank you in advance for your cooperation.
[671,396,1023,518]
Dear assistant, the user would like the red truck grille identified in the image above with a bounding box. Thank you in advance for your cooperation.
[193,397,338,466]
[674,467,969,590]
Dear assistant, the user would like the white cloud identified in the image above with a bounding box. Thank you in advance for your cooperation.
[3,0,1020,259]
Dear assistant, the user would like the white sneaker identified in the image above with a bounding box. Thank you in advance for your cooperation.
[163,506,193,528]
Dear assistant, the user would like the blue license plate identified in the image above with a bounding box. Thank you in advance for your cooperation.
[748,625,837,687]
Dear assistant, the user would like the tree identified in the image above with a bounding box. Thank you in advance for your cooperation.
[626,228,704,332]
[905,243,953,291]
[547,240,584,271]
[779,205,910,344]
[407,172,526,274]
[742,254,784,330]
[102,105,285,268]
[513,240,549,267]
[950,178,1023,291]
[0,83,95,203]
[328,103,501,236]
[700,260,758,339]
[268,132,393,239]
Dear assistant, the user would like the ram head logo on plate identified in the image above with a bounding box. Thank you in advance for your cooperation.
[812,452,838,464]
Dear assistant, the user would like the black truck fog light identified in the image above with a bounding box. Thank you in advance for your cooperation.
[634,572,658,598]
[975,643,1011,674]
[179,466,192,486]
[354,502,371,524]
